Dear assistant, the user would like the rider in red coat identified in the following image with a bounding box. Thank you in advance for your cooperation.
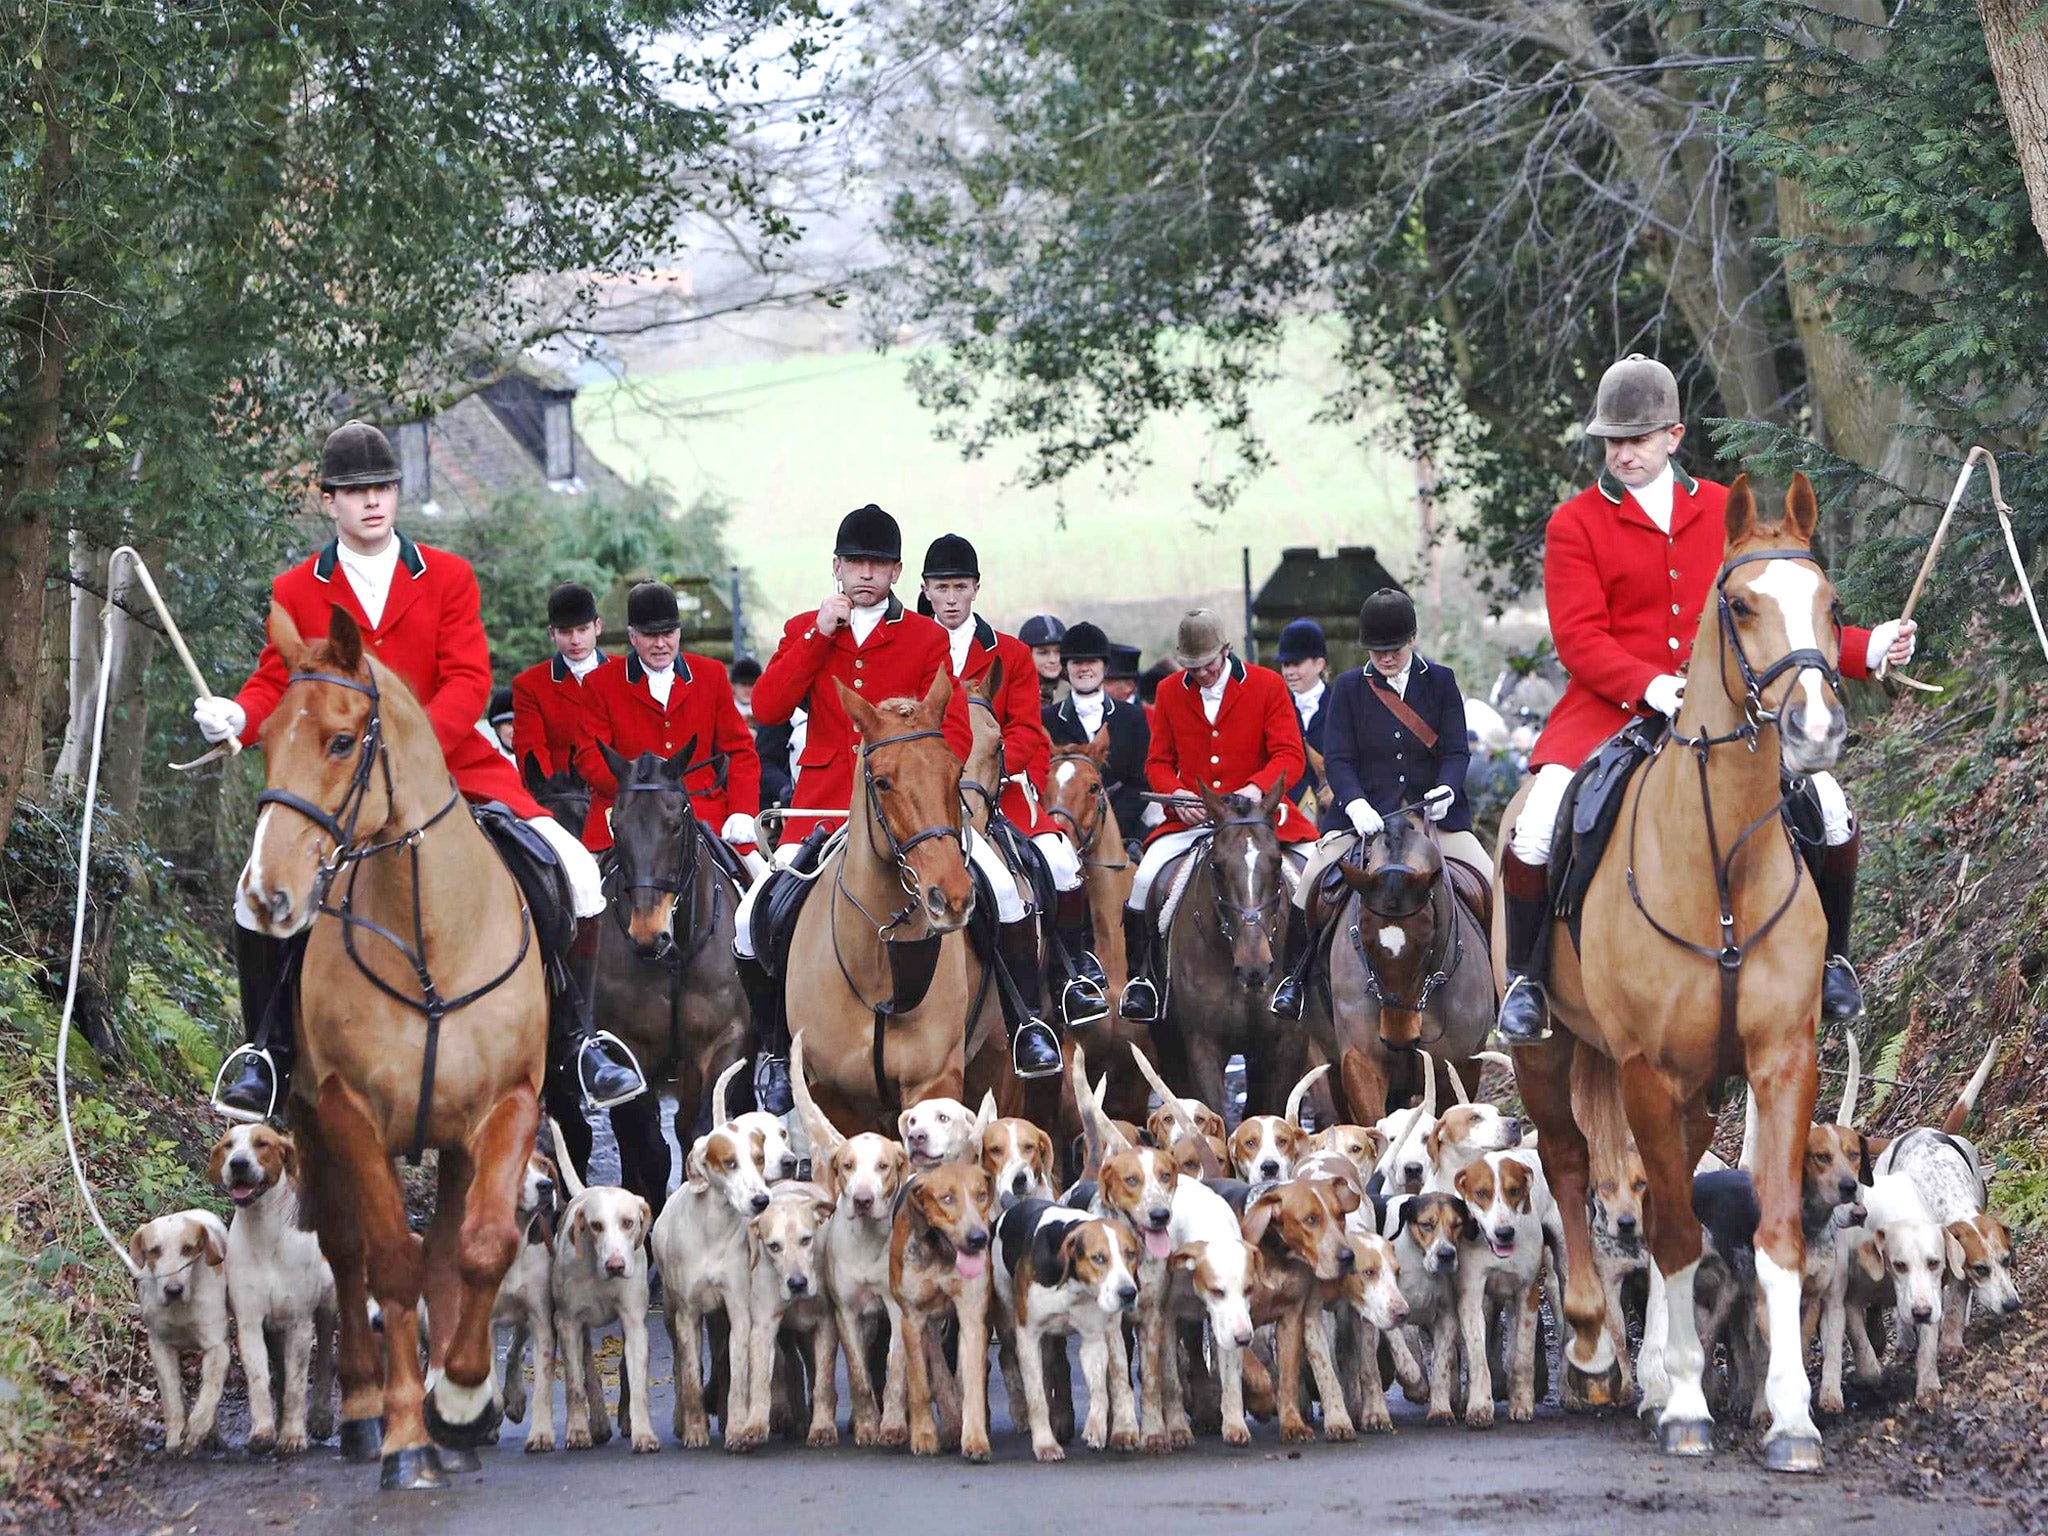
[1118,608,1312,1022]
[572,583,761,855]
[192,422,644,1122]
[920,533,1099,1070]
[511,581,614,779]
[1495,357,1918,1043]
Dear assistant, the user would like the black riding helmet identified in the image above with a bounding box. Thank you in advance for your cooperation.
[1358,587,1418,650]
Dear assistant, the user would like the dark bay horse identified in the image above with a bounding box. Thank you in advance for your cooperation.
[522,753,592,843]
[1500,476,1843,1471]
[239,605,541,1490]
[591,740,749,1208]
[1146,782,1309,1119]
[1328,806,1497,1123]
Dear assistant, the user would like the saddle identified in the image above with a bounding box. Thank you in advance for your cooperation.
[1546,716,1667,949]
[749,825,835,983]
[472,802,576,962]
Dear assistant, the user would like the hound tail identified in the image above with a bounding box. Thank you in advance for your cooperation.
[789,1031,845,1160]
[1285,1063,1331,1127]
[711,1057,745,1127]
[1836,1030,1861,1128]
[1942,1040,2000,1134]
[548,1117,589,1201]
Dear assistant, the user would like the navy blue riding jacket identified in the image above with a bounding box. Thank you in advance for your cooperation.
[1322,656,1473,833]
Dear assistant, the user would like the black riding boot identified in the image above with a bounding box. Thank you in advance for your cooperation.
[1494,848,1552,1044]
[1814,832,1865,1023]
[999,918,1062,1079]
[737,956,794,1115]
[213,924,298,1121]
[1270,911,1315,1021]
[1120,906,1160,1022]
[1054,890,1108,1024]
[555,917,646,1110]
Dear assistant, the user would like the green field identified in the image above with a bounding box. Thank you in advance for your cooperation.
[576,331,1424,638]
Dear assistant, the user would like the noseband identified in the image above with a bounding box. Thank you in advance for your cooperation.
[1207,813,1285,948]
[1712,548,1843,743]
[837,726,969,940]
[1046,748,1126,870]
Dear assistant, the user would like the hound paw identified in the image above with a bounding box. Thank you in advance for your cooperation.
[910,1427,941,1457]
[245,1430,276,1456]
[1035,1440,1067,1463]
[1509,1402,1535,1424]
[632,1432,661,1454]
[1324,1418,1356,1443]
[1816,1390,1844,1416]
[1141,1432,1171,1455]
[809,1424,839,1448]
[879,1422,911,1449]
[962,1435,991,1464]
[1915,1389,1942,1412]
[565,1428,593,1451]
[1109,1427,1139,1452]
[1222,1421,1251,1447]
[1361,1410,1393,1435]
[277,1431,308,1456]
[1280,1417,1314,1445]
[1466,1403,1496,1429]
[523,1432,555,1453]
[1425,1407,1454,1427]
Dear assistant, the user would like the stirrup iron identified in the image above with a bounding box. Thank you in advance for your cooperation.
[578,1029,648,1112]
[210,1044,279,1124]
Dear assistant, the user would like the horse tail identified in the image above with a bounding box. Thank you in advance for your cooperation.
[1284,1063,1331,1127]
[1942,1039,2000,1134]
[1835,1031,1861,1127]
[789,1031,845,1159]
[548,1117,588,1201]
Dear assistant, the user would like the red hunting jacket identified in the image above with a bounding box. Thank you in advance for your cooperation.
[1534,469,1872,769]
[1145,655,1314,843]
[949,615,1058,838]
[234,535,544,819]
[753,593,973,843]
[511,651,615,778]
[572,651,761,853]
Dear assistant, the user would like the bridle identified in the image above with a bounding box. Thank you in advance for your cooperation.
[1204,811,1286,950]
[254,667,531,1158]
[1046,748,1128,871]
[1627,546,1844,1034]
[835,726,967,940]
[605,752,729,958]
[1346,802,1460,1037]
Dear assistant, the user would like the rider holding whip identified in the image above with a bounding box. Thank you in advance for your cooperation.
[1492,357,1919,1043]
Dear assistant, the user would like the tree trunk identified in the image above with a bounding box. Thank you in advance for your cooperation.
[1979,0,2048,265]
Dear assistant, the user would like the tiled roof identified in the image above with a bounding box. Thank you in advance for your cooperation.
[397,387,629,520]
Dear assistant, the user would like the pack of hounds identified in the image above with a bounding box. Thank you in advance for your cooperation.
[131,1033,2018,1461]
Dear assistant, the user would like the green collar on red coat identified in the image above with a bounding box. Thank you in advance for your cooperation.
[1596,463,1699,504]
[624,650,693,687]
[1182,653,1247,689]
[551,650,608,684]
[312,532,426,582]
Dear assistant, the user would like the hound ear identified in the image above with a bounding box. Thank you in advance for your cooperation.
[326,605,364,671]
[523,752,550,795]
[1784,472,1820,543]
[1723,474,1757,545]
[1329,1177,1361,1217]
[128,1227,148,1273]
[570,1208,589,1247]
[599,740,632,784]
[1241,1190,1279,1246]
[1857,1231,1887,1283]
[636,1196,653,1233]
[206,1135,231,1190]
[897,1109,916,1144]
[279,1135,299,1181]
[1944,1226,1969,1280]
[267,601,311,673]
[814,1148,841,1201]
[201,1215,229,1269]
[1857,1134,1873,1187]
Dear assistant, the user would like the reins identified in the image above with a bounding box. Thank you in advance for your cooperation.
[257,666,532,1160]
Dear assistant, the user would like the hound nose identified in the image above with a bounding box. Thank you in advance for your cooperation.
[963,1228,989,1253]
[751,1192,771,1213]
[1012,1172,1031,1197]
[853,1195,875,1215]
[1912,1303,1934,1323]
[1389,1301,1410,1325]
[1434,1244,1458,1266]
[1259,1160,1281,1179]
[1117,1283,1138,1306]
[1616,1213,1638,1235]
[1147,1206,1171,1227]
[780,1156,798,1178]
[1403,1162,1425,1183]
[787,1274,809,1295]
[1837,1177,1859,1203]
[163,1280,185,1301]
[1337,1246,1356,1272]
[1494,1226,1516,1246]
[2004,1296,2022,1314]
[1503,1118,1525,1144]
[605,1256,628,1278]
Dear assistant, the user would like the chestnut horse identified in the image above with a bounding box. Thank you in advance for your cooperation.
[785,671,998,1133]
[239,606,541,1491]
[1045,729,1153,1124]
[1498,476,1842,1471]
[1330,806,1496,1123]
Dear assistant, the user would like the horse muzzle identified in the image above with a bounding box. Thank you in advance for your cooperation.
[1779,694,1847,774]
[236,868,317,939]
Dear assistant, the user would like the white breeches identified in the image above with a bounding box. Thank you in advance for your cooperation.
[1127,827,1208,910]
[732,834,816,960]
[234,811,603,929]
[967,827,1029,923]
[1290,827,1494,911]
[1509,762,1855,866]
[1032,830,1083,893]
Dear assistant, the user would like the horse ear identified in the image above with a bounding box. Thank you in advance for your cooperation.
[1258,777,1285,819]
[268,601,310,672]
[986,655,1004,700]
[1784,472,1820,544]
[1087,724,1111,764]
[666,736,699,778]
[522,752,549,795]
[921,665,955,722]
[599,740,632,784]
[1723,474,1757,545]
[326,605,364,671]
[1198,782,1230,823]
[837,679,885,742]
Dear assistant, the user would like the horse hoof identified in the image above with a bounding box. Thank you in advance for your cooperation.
[339,1418,384,1463]
[432,1445,483,1475]
[1659,1418,1714,1457]
[1565,1359,1621,1411]
[424,1387,502,1450]
[380,1447,447,1491]
[1764,1434,1824,1474]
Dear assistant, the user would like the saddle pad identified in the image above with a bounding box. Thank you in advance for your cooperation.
[752,825,845,982]
[472,801,574,961]
[1154,839,1208,936]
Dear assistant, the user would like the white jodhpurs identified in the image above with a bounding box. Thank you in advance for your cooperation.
[1032,830,1083,893]
[529,814,606,918]
[732,835,816,960]
[1290,827,1495,910]
[966,826,1029,922]
[1807,770,1854,846]
[1507,763,1577,867]
[1127,827,1207,910]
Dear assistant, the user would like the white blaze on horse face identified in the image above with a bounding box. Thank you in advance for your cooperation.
[1054,761,1077,791]
[1243,842,1259,903]
[1747,561,1834,745]
[1377,925,1406,958]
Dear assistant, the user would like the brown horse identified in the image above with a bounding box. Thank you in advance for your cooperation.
[1499,476,1842,1471]
[590,741,749,1204]
[238,605,541,1491]
[1044,730,1152,1124]
[785,671,999,1133]
[1145,782,1307,1119]
[1328,806,1497,1123]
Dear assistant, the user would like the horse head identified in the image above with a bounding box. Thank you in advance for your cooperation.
[1201,780,1287,991]
[1342,805,1439,919]
[239,603,404,936]
[1337,807,1445,1048]
[1047,725,1113,854]
[523,752,592,843]
[838,669,975,934]
[600,736,700,957]
[1714,473,1847,775]
[961,660,1004,830]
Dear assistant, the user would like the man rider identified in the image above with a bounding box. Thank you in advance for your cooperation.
[511,580,613,777]
[1044,621,1151,859]
[194,421,645,1120]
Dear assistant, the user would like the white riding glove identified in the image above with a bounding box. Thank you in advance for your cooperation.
[1865,619,1918,671]
[1423,785,1455,823]
[720,813,758,845]
[1643,674,1686,720]
[192,695,246,744]
[1345,799,1384,838]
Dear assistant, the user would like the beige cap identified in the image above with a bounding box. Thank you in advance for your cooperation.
[1585,354,1681,438]
[1171,609,1230,670]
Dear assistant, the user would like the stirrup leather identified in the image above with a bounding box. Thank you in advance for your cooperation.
[578,1029,648,1112]
[210,1044,280,1124]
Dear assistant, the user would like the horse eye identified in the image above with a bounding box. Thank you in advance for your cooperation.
[329,733,356,757]
[1730,598,1753,619]
[873,776,892,793]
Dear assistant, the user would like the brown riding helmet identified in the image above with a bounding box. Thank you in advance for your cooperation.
[318,420,401,488]
[1584,355,1681,439]
[1171,608,1230,670]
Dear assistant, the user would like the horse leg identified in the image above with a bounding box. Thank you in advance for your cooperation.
[426,1087,536,1452]
[1337,1045,1389,1125]
[1746,1033,1824,1471]
[1512,1030,1616,1406]
[315,1079,436,1489]
[296,1108,382,1461]
[1618,1058,1712,1457]
[421,1154,469,1375]
[1183,1034,1230,1135]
